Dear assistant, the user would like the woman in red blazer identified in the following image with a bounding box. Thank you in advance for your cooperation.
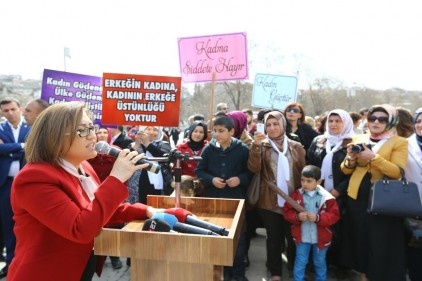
[8,101,161,281]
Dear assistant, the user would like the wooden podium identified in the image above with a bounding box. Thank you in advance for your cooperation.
[94,195,245,281]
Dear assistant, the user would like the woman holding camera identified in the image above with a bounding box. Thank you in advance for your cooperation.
[127,126,172,204]
[341,104,408,281]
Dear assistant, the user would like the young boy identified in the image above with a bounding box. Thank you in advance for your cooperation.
[283,165,340,281]
[196,116,252,281]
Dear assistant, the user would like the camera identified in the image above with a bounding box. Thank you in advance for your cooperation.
[351,143,372,153]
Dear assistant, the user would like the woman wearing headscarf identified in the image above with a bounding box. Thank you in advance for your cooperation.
[176,121,208,177]
[127,126,172,204]
[307,109,354,277]
[248,111,306,281]
[227,110,256,268]
[175,121,208,197]
[227,110,253,148]
[404,108,422,281]
[341,104,408,281]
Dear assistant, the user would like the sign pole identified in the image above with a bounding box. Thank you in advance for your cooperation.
[208,72,216,138]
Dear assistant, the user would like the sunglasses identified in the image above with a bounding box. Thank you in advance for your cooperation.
[367,116,389,124]
[286,107,301,113]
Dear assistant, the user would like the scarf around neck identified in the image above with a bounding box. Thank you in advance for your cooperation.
[60,159,98,201]
[268,137,290,207]
[321,109,354,190]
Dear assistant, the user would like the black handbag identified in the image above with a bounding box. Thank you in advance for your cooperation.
[368,169,422,218]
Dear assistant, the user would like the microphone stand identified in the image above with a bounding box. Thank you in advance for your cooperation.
[173,158,182,208]
[156,149,202,208]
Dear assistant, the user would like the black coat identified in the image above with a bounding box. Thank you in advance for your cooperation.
[112,133,133,149]
[286,122,319,153]
[307,135,351,198]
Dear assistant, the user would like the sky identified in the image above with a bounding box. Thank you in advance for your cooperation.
[1,0,422,91]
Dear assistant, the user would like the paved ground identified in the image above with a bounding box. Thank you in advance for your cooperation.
[1,228,360,281]
[90,228,360,281]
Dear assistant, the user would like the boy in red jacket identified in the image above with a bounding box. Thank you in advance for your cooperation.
[283,165,340,281]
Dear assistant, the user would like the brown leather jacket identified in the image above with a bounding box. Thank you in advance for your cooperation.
[247,138,306,213]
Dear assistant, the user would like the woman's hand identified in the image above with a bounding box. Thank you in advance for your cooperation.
[133,130,151,147]
[253,132,266,145]
[358,144,376,162]
[109,149,149,182]
[146,206,165,218]
[139,131,151,147]
[346,143,357,159]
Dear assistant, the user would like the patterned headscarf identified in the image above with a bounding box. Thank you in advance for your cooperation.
[367,104,399,140]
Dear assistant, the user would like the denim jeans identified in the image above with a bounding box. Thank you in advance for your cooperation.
[294,243,327,281]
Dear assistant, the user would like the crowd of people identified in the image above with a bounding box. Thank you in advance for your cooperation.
[1,96,422,281]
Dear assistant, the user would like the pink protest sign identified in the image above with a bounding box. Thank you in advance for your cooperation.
[178,32,248,83]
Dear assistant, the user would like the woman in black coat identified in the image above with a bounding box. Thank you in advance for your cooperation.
[283,102,319,159]
[307,109,354,277]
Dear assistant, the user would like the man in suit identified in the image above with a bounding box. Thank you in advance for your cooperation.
[22,98,49,126]
[110,125,133,149]
[0,97,31,278]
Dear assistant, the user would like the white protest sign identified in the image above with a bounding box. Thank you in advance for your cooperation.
[252,73,298,110]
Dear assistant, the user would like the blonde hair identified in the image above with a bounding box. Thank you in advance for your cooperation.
[304,116,315,128]
[25,101,90,167]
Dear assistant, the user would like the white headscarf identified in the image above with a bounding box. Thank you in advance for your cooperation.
[321,109,354,191]
[138,125,164,189]
[138,126,164,141]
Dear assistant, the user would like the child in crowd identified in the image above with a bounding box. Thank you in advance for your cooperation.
[196,116,252,281]
[283,165,340,281]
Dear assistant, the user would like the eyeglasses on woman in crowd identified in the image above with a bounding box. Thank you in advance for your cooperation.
[367,116,388,124]
[286,107,301,113]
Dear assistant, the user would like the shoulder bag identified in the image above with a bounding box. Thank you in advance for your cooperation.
[246,171,261,206]
[368,168,422,218]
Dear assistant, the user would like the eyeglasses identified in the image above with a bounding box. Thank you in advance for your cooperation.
[286,107,301,113]
[77,126,98,138]
[367,116,389,124]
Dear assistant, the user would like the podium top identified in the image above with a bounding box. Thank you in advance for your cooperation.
[94,196,245,266]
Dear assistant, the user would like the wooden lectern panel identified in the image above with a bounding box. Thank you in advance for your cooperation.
[94,196,245,281]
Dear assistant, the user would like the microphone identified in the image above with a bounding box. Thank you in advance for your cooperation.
[165,208,229,236]
[95,141,160,174]
[152,213,221,236]
[142,218,172,232]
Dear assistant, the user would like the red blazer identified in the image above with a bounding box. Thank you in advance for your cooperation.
[9,161,148,281]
